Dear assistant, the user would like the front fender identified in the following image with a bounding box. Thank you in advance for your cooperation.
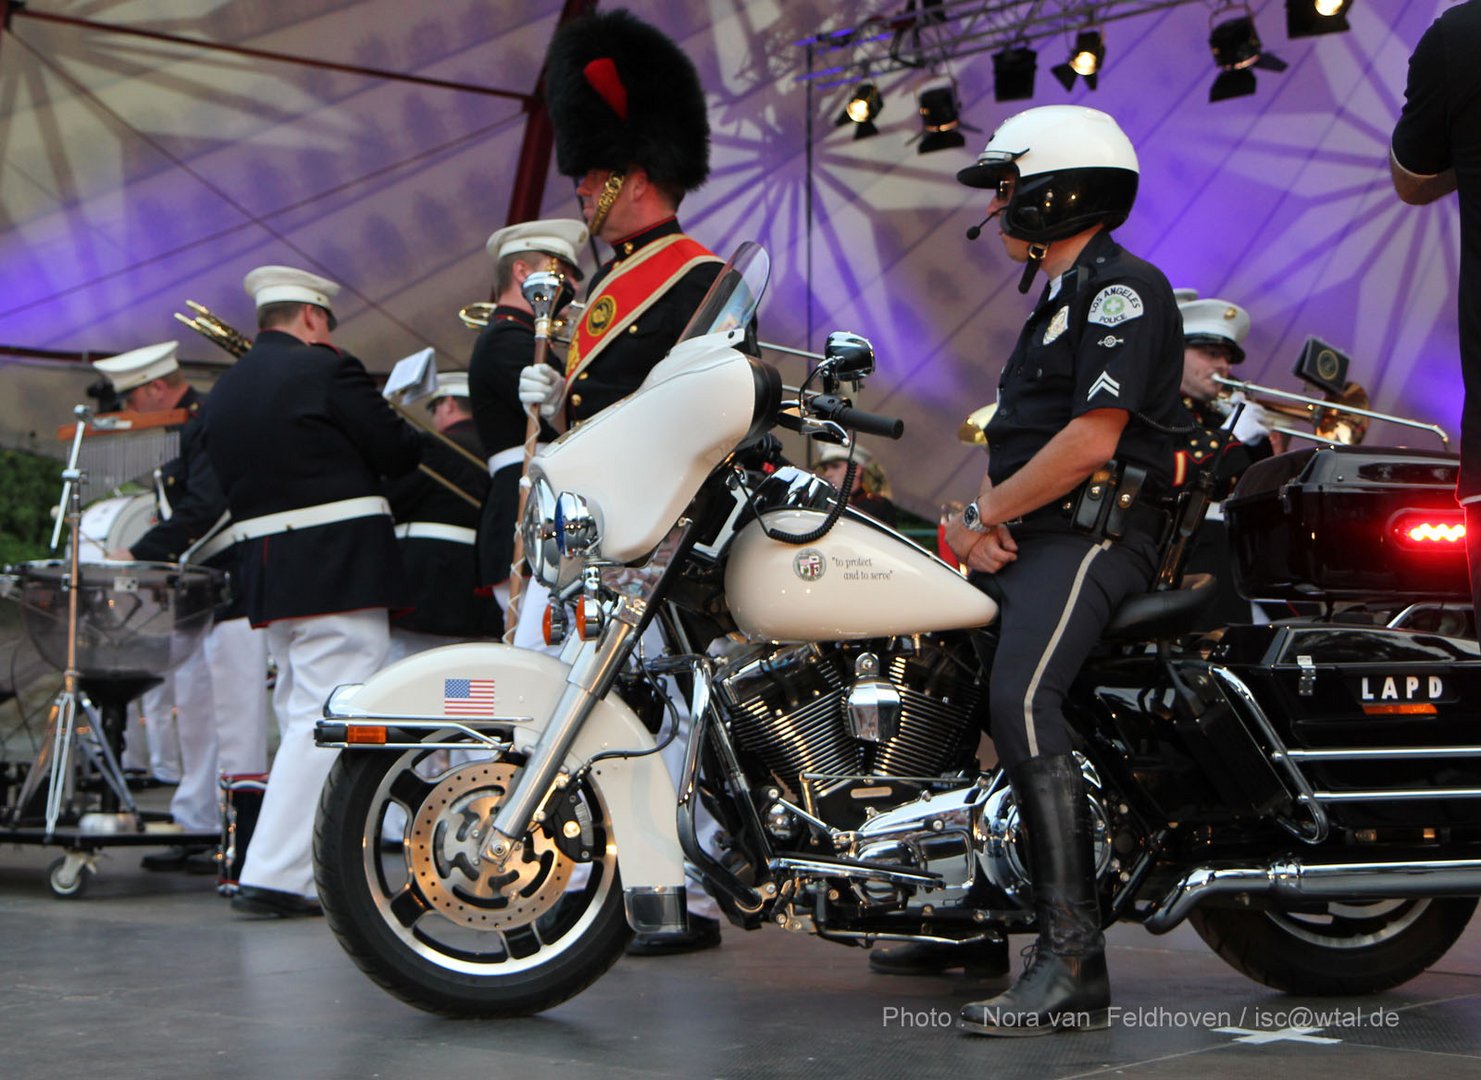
[319,641,685,901]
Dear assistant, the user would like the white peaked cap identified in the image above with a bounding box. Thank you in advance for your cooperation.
[92,341,180,392]
[1179,295,1251,363]
[243,265,341,312]
[485,219,589,281]
[434,372,470,399]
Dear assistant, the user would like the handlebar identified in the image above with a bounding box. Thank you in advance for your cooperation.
[807,395,905,440]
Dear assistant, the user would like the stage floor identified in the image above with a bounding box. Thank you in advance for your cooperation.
[4,840,1481,1080]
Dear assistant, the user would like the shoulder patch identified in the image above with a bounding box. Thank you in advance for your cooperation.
[1087,284,1144,327]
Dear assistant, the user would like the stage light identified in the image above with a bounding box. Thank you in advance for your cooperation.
[1208,9,1287,102]
[1052,29,1104,92]
[992,45,1037,102]
[916,81,965,154]
[836,82,883,139]
[1287,0,1352,38]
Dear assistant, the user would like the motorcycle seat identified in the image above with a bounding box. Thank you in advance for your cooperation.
[1101,573,1216,643]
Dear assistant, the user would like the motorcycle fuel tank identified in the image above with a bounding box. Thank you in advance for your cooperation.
[725,508,998,642]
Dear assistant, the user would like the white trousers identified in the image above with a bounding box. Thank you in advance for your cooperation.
[134,673,181,782]
[242,609,388,898]
[387,626,463,664]
[169,618,270,831]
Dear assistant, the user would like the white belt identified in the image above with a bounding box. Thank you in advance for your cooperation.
[395,522,477,546]
[232,496,390,542]
[190,528,237,563]
[487,443,546,476]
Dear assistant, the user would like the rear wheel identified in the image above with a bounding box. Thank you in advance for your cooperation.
[314,743,630,1017]
[1189,896,1476,995]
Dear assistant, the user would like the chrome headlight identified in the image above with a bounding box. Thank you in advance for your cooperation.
[521,475,560,587]
[554,491,602,558]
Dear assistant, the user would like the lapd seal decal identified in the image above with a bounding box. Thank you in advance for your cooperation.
[793,548,826,582]
[1087,285,1144,327]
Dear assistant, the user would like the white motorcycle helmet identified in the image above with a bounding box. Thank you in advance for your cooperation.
[957,105,1140,244]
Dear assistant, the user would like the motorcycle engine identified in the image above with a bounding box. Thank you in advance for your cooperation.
[716,636,985,833]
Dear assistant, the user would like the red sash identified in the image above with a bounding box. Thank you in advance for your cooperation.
[566,234,720,379]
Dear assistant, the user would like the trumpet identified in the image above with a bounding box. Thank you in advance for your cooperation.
[1213,375,1449,450]
[458,300,582,346]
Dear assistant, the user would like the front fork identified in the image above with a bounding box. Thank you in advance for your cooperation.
[482,595,648,865]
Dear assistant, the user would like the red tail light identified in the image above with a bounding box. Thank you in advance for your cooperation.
[1390,510,1466,551]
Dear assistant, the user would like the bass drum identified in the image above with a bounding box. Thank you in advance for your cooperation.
[73,494,155,562]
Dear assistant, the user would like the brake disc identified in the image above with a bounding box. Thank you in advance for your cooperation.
[407,760,572,930]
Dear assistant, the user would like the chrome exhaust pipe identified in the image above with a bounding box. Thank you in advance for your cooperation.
[1144,857,1481,934]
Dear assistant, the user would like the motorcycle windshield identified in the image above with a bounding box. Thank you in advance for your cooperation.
[677,241,769,343]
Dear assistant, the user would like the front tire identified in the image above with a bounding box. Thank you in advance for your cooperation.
[314,743,631,1017]
[1189,896,1476,995]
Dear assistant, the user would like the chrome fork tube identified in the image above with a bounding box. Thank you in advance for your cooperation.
[483,597,646,862]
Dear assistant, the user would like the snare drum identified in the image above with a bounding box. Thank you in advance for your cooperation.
[74,493,156,562]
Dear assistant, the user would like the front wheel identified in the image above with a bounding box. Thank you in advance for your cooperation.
[1189,896,1476,995]
[314,743,631,1017]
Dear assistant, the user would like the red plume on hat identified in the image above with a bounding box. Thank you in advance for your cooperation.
[544,9,711,193]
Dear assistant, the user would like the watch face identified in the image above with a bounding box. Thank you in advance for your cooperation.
[963,502,982,529]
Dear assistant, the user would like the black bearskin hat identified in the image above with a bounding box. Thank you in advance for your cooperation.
[544,9,710,193]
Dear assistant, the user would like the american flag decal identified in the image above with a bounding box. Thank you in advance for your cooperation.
[444,677,495,716]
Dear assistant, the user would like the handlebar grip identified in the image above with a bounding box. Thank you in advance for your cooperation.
[810,395,905,439]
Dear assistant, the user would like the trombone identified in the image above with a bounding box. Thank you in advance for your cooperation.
[174,301,486,508]
[1212,375,1450,450]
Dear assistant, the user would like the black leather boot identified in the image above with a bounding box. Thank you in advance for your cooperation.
[960,754,1109,1037]
[869,937,1009,977]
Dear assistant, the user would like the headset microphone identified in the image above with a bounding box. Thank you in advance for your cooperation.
[964,208,1001,241]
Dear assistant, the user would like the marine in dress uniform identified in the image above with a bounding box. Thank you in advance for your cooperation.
[941,107,1182,1035]
[467,219,586,622]
[515,9,726,956]
[204,265,422,916]
[1169,294,1273,629]
[92,343,269,870]
[385,371,492,658]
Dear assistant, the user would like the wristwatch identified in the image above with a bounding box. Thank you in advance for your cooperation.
[961,500,992,533]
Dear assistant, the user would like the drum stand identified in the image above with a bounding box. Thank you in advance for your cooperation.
[9,406,141,840]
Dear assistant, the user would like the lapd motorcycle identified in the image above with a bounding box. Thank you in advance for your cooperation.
[312,243,1481,1017]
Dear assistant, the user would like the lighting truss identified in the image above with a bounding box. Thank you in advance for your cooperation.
[797,0,1214,89]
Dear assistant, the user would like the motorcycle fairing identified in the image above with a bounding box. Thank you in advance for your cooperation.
[319,642,686,908]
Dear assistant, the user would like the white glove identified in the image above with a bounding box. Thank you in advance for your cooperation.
[1221,393,1271,444]
[518,364,565,418]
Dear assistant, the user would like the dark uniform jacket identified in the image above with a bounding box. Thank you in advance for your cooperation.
[564,217,722,428]
[467,305,558,591]
[385,418,491,637]
[128,386,242,618]
[203,329,422,626]
[985,230,1181,495]
[1171,396,1273,498]
[1393,0,1481,500]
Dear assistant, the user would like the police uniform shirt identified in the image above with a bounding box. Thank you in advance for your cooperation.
[468,305,557,590]
[567,216,722,428]
[385,418,490,637]
[1392,0,1481,500]
[204,329,423,625]
[984,230,1181,492]
[1171,395,1273,498]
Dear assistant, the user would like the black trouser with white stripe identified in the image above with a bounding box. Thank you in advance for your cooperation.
[974,520,1159,770]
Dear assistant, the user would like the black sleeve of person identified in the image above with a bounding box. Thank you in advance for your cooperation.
[128,415,229,561]
[468,322,558,457]
[326,351,424,479]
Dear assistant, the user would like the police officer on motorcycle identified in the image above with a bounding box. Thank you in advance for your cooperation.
[942,105,1182,1036]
